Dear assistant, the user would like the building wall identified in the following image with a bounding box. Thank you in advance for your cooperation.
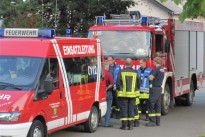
[173,15,205,23]
[128,0,172,19]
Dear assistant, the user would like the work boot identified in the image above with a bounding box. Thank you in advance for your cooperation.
[134,120,140,127]
[120,126,127,130]
[120,121,128,130]
[156,122,160,126]
[128,120,134,130]
[145,122,156,127]
[129,125,134,130]
[120,126,128,130]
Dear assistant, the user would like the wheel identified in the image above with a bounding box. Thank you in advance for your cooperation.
[184,81,194,106]
[161,84,170,115]
[84,106,99,133]
[27,120,45,137]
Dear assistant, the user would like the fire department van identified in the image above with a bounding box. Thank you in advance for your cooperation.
[0,28,106,137]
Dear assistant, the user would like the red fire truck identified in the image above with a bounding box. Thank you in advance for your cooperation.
[0,28,106,137]
[88,14,205,115]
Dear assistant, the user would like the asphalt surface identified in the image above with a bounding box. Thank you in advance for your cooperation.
[49,85,205,137]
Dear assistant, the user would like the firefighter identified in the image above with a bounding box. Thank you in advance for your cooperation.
[137,59,152,121]
[116,58,140,130]
[146,57,164,127]
[108,56,121,119]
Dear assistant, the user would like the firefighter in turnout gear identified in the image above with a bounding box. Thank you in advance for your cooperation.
[108,56,121,119]
[137,59,152,121]
[146,57,164,127]
[116,58,140,130]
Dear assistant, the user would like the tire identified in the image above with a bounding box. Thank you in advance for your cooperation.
[84,106,99,133]
[161,84,171,115]
[27,120,45,137]
[184,81,194,106]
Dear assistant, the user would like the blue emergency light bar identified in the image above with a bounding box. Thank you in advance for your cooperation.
[96,16,104,25]
[66,28,71,37]
[141,17,148,25]
[0,28,55,38]
[141,16,160,25]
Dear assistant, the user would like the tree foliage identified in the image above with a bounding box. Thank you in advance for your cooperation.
[160,0,205,22]
[0,0,43,28]
[0,0,135,36]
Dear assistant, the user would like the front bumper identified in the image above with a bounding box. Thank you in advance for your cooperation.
[0,122,32,137]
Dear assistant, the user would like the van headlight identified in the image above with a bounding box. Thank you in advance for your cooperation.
[0,112,21,122]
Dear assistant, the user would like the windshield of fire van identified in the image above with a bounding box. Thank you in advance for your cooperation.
[88,31,151,59]
[0,56,43,90]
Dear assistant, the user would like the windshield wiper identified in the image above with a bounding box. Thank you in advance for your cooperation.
[0,82,23,90]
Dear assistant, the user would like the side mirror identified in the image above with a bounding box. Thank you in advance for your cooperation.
[165,40,170,53]
[44,76,53,95]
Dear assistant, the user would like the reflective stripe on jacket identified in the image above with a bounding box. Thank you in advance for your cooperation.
[139,93,149,99]
[117,67,139,98]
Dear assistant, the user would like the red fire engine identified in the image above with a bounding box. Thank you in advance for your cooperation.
[88,14,205,115]
[0,28,106,137]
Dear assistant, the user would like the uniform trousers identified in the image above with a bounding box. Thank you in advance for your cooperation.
[120,97,135,126]
[147,87,162,125]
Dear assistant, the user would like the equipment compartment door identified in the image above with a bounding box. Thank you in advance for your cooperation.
[190,31,197,71]
[175,31,189,79]
[197,32,205,75]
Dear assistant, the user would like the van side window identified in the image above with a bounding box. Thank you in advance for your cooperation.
[39,58,59,90]
[50,59,59,88]
[63,56,101,86]
[155,34,163,53]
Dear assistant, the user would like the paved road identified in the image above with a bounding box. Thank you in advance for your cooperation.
[49,85,205,137]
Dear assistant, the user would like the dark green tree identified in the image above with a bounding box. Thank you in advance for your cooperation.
[160,0,205,22]
[56,0,135,36]
[0,0,43,28]
[0,0,135,36]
